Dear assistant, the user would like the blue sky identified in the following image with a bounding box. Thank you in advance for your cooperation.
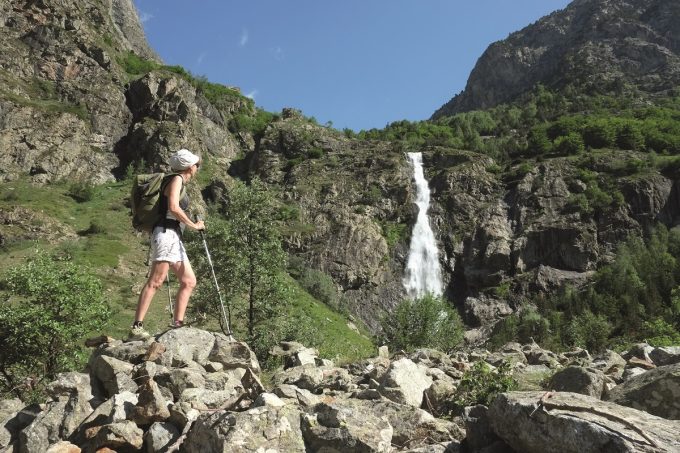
[133,0,572,131]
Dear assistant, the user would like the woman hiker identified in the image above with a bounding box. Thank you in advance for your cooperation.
[129,148,205,340]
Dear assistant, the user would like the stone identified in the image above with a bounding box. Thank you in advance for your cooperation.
[487,391,680,453]
[650,346,680,367]
[84,420,143,452]
[624,343,654,362]
[253,392,286,408]
[90,355,137,397]
[131,380,170,425]
[272,365,325,392]
[0,399,25,448]
[70,392,138,446]
[379,358,433,407]
[157,327,216,366]
[627,357,656,370]
[605,363,680,419]
[208,336,261,373]
[144,422,180,453]
[378,345,389,358]
[183,404,305,452]
[301,403,393,453]
[622,367,648,382]
[549,366,606,398]
[45,441,80,453]
[424,379,457,416]
[462,405,502,453]
[19,400,68,453]
[591,350,627,380]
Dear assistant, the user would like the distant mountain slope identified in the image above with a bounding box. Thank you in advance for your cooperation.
[432,0,680,118]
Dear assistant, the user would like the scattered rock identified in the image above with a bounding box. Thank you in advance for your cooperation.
[605,363,680,419]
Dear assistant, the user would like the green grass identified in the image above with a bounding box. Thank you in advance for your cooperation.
[285,276,376,363]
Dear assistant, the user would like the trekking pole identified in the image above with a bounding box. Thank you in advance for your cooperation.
[195,215,233,339]
[166,274,174,318]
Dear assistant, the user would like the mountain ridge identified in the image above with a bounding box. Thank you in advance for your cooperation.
[432,0,680,118]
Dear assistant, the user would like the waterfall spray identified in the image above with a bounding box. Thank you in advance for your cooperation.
[403,152,443,299]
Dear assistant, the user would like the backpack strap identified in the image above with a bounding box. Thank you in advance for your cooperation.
[157,174,186,233]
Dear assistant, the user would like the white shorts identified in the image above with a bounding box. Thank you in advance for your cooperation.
[150,226,188,263]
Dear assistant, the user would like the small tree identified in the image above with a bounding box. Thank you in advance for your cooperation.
[190,178,292,360]
[381,294,463,352]
[0,253,110,400]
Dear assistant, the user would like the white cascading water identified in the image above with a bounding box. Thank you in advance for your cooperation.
[403,152,443,299]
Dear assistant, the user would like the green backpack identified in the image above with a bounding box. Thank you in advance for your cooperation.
[130,173,185,233]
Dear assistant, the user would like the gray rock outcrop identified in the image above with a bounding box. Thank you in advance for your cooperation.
[486,391,680,453]
[605,363,680,419]
[433,0,680,117]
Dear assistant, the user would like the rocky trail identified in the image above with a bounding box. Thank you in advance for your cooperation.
[2,328,680,452]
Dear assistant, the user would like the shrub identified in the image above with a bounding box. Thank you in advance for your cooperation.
[0,253,110,400]
[381,294,464,352]
[553,132,584,155]
[561,311,611,352]
[617,123,645,150]
[526,126,552,155]
[583,119,616,148]
[67,181,95,202]
[117,51,158,75]
[453,360,517,408]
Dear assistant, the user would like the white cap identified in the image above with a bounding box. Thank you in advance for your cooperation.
[168,148,200,171]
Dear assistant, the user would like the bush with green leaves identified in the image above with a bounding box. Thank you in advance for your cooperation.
[187,178,292,362]
[0,253,110,400]
[453,360,517,408]
[67,181,95,202]
[380,294,463,352]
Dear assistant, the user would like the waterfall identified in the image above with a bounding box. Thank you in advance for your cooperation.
[403,152,443,299]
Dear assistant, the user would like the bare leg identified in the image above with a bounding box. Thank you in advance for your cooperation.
[170,259,196,322]
[134,261,170,323]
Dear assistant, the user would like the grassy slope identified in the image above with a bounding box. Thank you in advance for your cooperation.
[0,177,375,361]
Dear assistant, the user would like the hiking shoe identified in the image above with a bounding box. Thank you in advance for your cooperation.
[127,325,151,341]
[169,320,185,329]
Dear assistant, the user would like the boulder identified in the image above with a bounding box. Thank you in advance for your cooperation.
[590,350,626,380]
[549,366,605,398]
[19,401,68,453]
[82,420,143,452]
[271,365,325,392]
[650,347,680,367]
[157,327,216,366]
[183,404,305,452]
[301,402,393,453]
[462,405,503,453]
[605,363,680,419]
[131,380,170,425]
[487,391,680,452]
[90,355,137,397]
[208,336,261,373]
[144,422,180,453]
[0,399,28,448]
[70,392,138,446]
[379,358,433,407]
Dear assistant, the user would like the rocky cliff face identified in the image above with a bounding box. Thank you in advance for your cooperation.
[0,0,240,185]
[433,0,680,117]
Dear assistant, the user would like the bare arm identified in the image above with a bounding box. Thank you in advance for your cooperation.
[165,176,204,231]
